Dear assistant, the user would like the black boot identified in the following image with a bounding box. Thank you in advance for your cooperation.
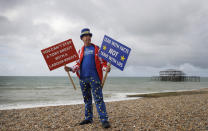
[102,121,110,128]
[79,120,93,125]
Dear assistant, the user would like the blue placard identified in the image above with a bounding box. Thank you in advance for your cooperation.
[99,35,131,71]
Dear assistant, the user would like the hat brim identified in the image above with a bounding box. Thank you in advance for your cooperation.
[80,33,92,39]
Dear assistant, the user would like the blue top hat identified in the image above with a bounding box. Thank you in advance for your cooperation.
[80,28,92,39]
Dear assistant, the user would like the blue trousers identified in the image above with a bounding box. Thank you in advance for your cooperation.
[80,77,108,122]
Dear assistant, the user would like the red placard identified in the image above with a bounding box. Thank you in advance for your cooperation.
[41,39,79,71]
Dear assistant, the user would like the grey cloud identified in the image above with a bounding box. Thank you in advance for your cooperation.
[0,0,208,76]
[0,0,25,11]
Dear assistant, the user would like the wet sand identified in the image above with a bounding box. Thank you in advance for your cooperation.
[0,88,208,130]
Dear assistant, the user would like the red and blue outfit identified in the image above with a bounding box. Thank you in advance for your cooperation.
[71,43,108,122]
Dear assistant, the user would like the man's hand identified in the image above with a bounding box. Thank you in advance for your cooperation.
[106,66,111,72]
[64,66,72,72]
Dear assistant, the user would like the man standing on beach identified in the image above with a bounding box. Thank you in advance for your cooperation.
[64,28,111,128]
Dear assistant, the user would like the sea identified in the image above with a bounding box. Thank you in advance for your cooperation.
[0,76,208,110]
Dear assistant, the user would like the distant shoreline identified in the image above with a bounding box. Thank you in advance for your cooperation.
[127,88,208,98]
[1,88,208,111]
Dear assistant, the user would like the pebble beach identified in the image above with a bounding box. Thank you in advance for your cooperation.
[0,88,208,131]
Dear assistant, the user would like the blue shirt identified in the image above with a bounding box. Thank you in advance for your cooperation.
[80,45,100,81]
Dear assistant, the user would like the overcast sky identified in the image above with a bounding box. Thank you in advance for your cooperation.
[0,0,208,76]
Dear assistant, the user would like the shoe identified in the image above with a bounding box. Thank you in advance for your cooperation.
[79,120,93,125]
[102,121,110,128]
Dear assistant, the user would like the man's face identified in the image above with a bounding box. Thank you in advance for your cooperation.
[82,35,91,44]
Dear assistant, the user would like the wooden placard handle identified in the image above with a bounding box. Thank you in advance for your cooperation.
[102,63,111,88]
[65,65,76,90]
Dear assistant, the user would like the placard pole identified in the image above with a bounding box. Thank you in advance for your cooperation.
[102,63,111,88]
[65,65,76,90]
